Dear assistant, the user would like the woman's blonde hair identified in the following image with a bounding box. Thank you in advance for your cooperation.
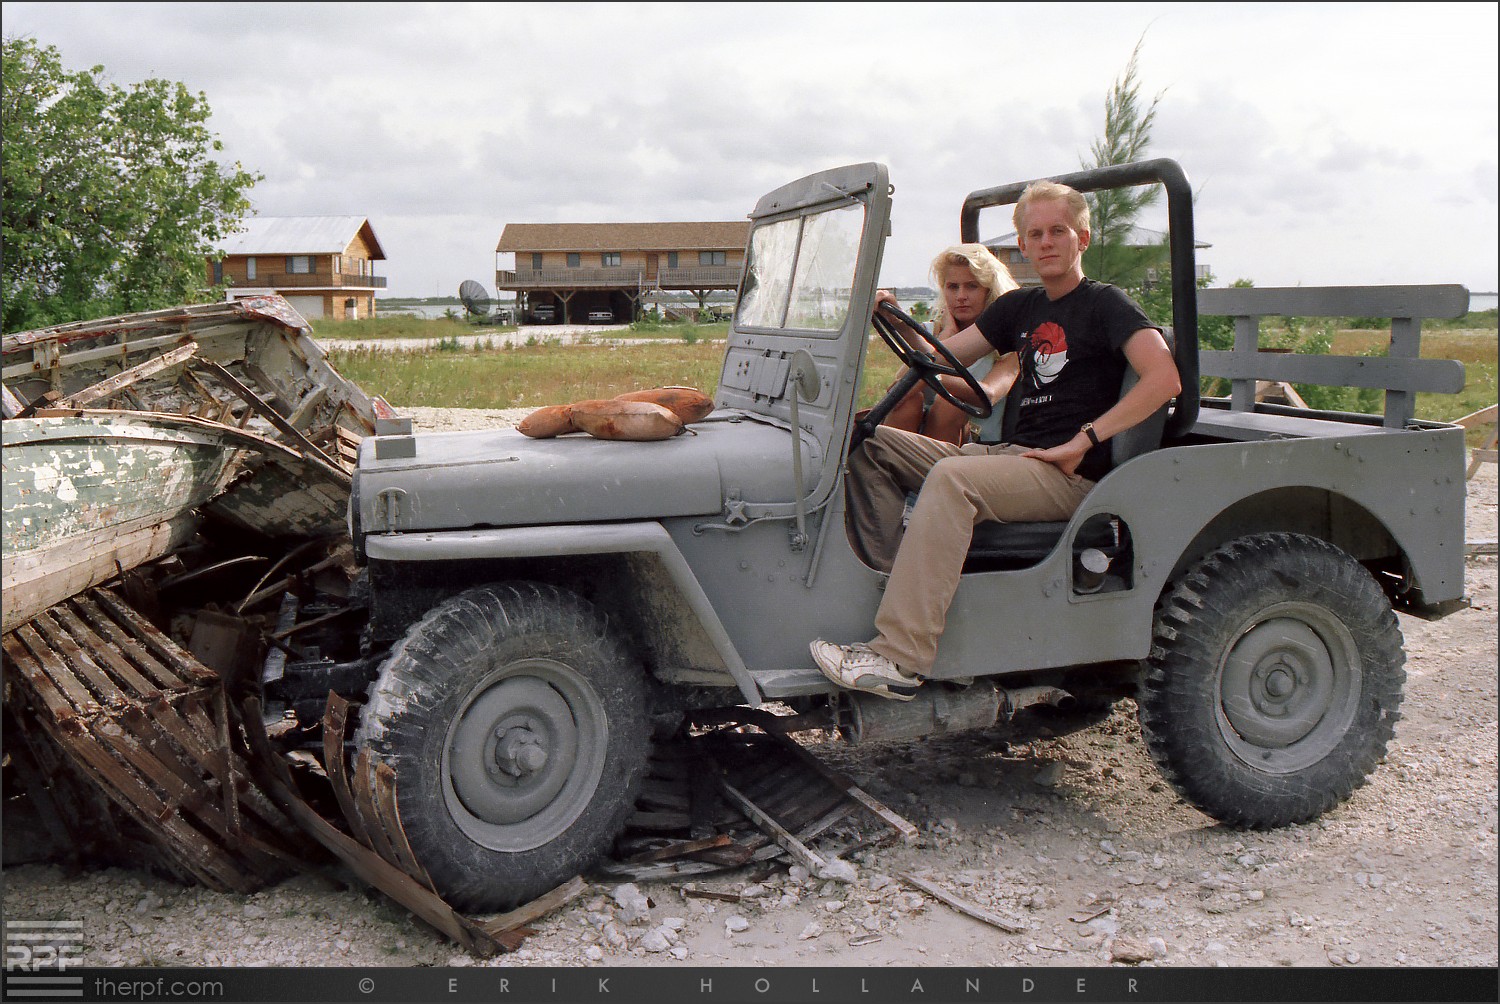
[928,243,1017,328]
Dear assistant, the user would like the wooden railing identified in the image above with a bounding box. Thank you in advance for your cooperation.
[496,265,743,290]
[222,272,387,289]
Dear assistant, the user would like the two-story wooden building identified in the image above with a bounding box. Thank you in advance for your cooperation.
[495,222,749,323]
[208,216,387,321]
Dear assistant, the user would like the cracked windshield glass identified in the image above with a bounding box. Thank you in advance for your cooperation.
[737,202,864,334]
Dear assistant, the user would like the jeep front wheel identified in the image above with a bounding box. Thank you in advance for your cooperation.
[1139,533,1405,828]
[355,582,650,912]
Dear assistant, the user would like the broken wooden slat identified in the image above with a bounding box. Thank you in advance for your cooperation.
[238,696,511,957]
[623,834,733,865]
[760,729,919,844]
[193,359,341,469]
[716,775,835,880]
[480,876,587,939]
[57,342,198,409]
[372,760,437,890]
[321,694,374,849]
[351,748,402,867]
[91,589,218,685]
[68,595,188,690]
[898,872,1027,934]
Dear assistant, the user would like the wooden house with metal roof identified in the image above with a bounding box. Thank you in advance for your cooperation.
[495,221,749,323]
[207,217,387,321]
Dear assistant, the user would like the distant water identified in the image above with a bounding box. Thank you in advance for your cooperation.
[1470,293,1497,314]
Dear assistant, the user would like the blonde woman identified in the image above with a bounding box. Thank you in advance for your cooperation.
[881,243,1018,445]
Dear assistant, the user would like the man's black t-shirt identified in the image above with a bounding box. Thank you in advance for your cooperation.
[973,279,1158,482]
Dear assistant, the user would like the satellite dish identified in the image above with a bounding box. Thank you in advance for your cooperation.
[458,280,492,318]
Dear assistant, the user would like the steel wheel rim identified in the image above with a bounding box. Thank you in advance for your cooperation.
[1215,601,1362,774]
[442,658,609,852]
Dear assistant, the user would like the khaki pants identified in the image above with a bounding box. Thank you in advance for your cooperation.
[845,426,1094,675]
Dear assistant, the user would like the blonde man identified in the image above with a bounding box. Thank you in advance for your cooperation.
[816,181,1181,701]
[883,243,1018,445]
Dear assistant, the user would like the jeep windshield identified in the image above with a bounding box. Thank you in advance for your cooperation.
[736,201,864,335]
[715,163,891,512]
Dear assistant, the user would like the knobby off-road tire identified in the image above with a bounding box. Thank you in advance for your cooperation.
[355,582,651,913]
[1139,533,1405,828]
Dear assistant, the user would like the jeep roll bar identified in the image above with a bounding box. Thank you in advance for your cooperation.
[959,157,1200,438]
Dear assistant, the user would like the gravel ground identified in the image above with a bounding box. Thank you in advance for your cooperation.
[2,410,1494,971]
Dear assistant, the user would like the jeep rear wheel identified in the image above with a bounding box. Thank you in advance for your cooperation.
[1139,533,1404,828]
[355,582,650,912]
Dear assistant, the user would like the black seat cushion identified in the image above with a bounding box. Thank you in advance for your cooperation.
[968,518,1118,564]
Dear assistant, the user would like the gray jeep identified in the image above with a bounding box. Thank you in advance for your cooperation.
[344,160,1470,912]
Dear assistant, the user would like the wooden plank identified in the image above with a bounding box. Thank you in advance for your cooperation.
[238,697,510,956]
[321,694,374,849]
[372,760,437,889]
[481,876,587,937]
[13,623,101,714]
[193,358,341,469]
[1199,350,1465,395]
[57,342,198,408]
[623,834,732,865]
[759,729,919,844]
[1199,284,1469,320]
[898,872,1027,934]
[91,589,218,685]
[351,748,401,867]
[1454,405,1498,429]
[716,775,832,880]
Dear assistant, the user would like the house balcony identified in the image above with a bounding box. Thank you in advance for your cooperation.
[497,265,743,291]
[222,272,387,290]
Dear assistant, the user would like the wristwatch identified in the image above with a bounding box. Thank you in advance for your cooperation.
[1080,422,1101,448]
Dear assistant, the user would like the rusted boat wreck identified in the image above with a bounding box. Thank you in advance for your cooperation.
[2,298,586,954]
[2,296,387,631]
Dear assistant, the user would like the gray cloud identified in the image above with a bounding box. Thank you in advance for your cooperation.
[5,1,1495,297]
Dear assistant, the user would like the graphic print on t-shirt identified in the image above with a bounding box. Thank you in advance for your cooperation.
[1024,321,1069,385]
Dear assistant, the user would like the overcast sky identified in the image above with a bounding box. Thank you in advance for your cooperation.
[6,2,1497,300]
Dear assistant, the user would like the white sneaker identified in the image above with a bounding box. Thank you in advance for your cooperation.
[809,639,922,702]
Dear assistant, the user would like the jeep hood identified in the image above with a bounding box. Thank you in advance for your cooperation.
[351,414,816,537]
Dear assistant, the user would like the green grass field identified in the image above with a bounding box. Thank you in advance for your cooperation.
[328,323,1496,441]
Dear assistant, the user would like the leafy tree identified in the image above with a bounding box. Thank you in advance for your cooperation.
[2,37,260,331]
[1080,34,1166,287]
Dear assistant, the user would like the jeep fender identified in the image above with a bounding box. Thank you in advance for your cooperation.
[363,522,762,706]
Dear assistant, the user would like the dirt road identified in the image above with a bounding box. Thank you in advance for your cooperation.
[2,412,1494,971]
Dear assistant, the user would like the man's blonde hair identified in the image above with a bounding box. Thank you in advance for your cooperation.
[1013,181,1090,236]
[928,244,1016,327]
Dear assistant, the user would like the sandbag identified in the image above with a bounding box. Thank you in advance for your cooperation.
[613,386,714,425]
[570,399,684,441]
[517,404,576,438]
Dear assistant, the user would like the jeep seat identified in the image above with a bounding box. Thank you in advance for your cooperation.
[964,328,1173,571]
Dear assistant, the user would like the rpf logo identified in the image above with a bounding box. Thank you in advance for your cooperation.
[4,920,83,971]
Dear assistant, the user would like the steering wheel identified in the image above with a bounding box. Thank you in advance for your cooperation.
[870,301,992,419]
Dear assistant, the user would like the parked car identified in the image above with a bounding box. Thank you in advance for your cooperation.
[587,309,614,323]
[530,304,557,323]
